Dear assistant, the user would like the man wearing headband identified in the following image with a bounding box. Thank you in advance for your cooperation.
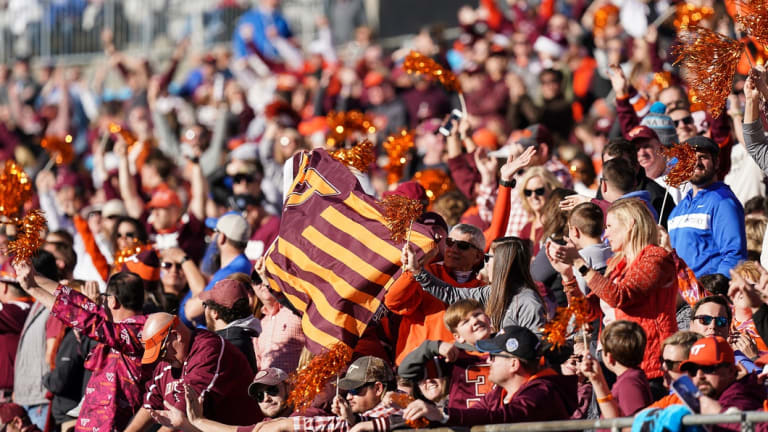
[125,312,261,431]
[12,262,146,432]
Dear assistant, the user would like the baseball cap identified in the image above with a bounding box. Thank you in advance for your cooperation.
[472,128,499,150]
[147,187,182,209]
[141,316,179,364]
[200,279,250,308]
[0,403,31,428]
[216,213,251,243]
[382,181,427,202]
[120,249,160,282]
[475,326,541,363]
[640,112,679,147]
[416,211,448,234]
[684,136,719,157]
[102,199,128,219]
[626,125,660,144]
[679,336,735,372]
[338,356,394,390]
[248,368,289,398]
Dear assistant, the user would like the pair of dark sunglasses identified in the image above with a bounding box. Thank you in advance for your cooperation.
[446,238,479,251]
[685,363,727,376]
[523,187,547,197]
[232,174,255,184]
[673,116,694,127]
[254,385,280,402]
[346,382,374,396]
[660,358,682,372]
[161,262,183,270]
[693,315,728,328]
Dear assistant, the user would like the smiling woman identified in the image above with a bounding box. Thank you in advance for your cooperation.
[517,166,562,255]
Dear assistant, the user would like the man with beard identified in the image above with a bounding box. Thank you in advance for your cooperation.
[668,137,746,277]
[679,336,765,413]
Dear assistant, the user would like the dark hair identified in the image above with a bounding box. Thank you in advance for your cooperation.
[106,272,145,312]
[45,241,77,276]
[692,295,732,325]
[541,188,576,241]
[600,320,646,368]
[602,138,638,171]
[744,196,766,215]
[225,238,248,251]
[32,250,61,281]
[204,298,252,323]
[569,202,604,238]
[697,275,730,297]
[540,68,563,84]
[485,237,543,329]
[602,158,636,194]
[145,149,175,180]
[110,217,149,250]
[49,229,74,247]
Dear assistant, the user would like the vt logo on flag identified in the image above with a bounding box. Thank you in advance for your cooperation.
[264,149,435,352]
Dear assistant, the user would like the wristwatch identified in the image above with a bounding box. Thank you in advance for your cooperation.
[578,264,590,276]
[499,178,516,188]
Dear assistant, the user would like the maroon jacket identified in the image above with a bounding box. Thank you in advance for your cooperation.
[713,373,766,432]
[0,298,33,390]
[143,329,262,426]
[445,369,578,426]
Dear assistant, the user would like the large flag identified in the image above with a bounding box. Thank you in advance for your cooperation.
[264,149,435,353]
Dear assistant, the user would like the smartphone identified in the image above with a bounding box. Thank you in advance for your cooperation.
[438,109,463,137]
[671,375,701,414]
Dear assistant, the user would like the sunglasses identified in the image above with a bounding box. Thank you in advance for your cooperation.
[161,261,183,270]
[158,328,173,360]
[484,254,493,263]
[446,238,480,251]
[117,232,137,239]
[673,116,694,127]
[233,174,254,184]
[346,382,373,396]
[523,187,547,197]
[254,385,280,402]
[685,363,726,376]
[693,315,728,328]
[660,358,682,372]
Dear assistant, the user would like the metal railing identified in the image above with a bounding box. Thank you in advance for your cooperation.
[410,411,768,432]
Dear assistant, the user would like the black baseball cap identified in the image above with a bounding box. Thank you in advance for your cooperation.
[475,326,541,363]
[684,136,719,157]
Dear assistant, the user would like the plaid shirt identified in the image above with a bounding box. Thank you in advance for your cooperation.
[505,158,573,237]
[292,400,404,432]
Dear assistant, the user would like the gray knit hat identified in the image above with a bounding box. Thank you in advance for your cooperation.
[641,112,679,147]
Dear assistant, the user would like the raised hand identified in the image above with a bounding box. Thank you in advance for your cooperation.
[500,146,536,182]
[608,64,628,98]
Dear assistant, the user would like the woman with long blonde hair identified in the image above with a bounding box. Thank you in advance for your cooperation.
[517,166,562,255]
[547,198,677,400]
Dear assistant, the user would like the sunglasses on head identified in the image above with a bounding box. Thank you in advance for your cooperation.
[660,358,682,372]
[233,174,254,184]
[161,261,182,270]
[673,116,694,127]
[346,382,373,396]
[686,363,726,376]
[254,385,280,402]
[523,187,547,197]
[446,238,479,251]
[693,315,728,328]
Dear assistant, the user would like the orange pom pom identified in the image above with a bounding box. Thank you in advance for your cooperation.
[734,0,768,48]
[379,194,424,243]
[672,26,743,117]
[663,143,698,188]
[388,393,430,428]
[8,210,47,264]
[383,130,415,185]
[674,3,714,28]
[411,169,453,205]
[541,295,591,349]
[403,51,461,93]
[41,135,75,165]
[112,243,153,275]
[325,111,376,148]
[287,343,353,413]
[329,140,375,173]
[0,161,32,217]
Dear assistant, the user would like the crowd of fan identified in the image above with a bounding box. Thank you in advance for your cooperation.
[4,0,768,431]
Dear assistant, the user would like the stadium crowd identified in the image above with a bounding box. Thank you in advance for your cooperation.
[4,0,768,431]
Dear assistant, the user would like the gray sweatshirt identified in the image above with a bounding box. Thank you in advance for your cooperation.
[742,120,768,173]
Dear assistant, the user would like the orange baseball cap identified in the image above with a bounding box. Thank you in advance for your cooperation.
[472,128,499,150]
[147,186,182,209]
[141,316,179,364]
[679,336,735,372]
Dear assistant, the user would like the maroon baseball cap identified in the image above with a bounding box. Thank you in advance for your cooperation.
[0,403,31,428]
[200,279,250,308]
[626,125,660,143]
[382,181,427,202]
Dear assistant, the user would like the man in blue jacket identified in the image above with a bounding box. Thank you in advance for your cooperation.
[668,136,746,277]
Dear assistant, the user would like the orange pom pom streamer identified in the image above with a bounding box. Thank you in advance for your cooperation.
[593,4,619,35]
[0,161,32,217]
[734,0,768,47]
[541,296,591,350]
[41,135,75,165]
[672,26,744,117]
[329,140,375,173]
[388,393,430,428]
[108,123,137,146]
[403,51,461,93]
[287,343,353,413]
[412,169,453,205]
[650,72,673,92]
[8,210,47,265]
[674,3,714,29]
[663,143,698,188]
[325,111,376,148]
[379,194,424,243]
[112,243,152,275]
[383,130,415,185]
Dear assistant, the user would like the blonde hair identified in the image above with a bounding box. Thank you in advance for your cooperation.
[733,261,763,282]
[606,198,659,271]
[745,215,767,257]
[518,166,561,215]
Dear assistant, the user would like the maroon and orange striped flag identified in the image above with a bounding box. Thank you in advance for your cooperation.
[264,149,435,353]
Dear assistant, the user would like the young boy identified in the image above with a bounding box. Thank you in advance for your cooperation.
[567,203,613,295]
[398,299,492,410]
[582,320,652,417]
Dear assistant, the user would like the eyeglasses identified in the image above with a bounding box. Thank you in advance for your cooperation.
[523,187,547,197]
[693,315,729,328]
[685,363,727,376]
[233,174,254,184]
[161,261,183,270]
[254,385,280,402]
[446,238,480,251]
[484,254,493,263]
[346,382,373,396]
[673,116,694,127]
[117,232,137,239]
[660,358,683,372]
